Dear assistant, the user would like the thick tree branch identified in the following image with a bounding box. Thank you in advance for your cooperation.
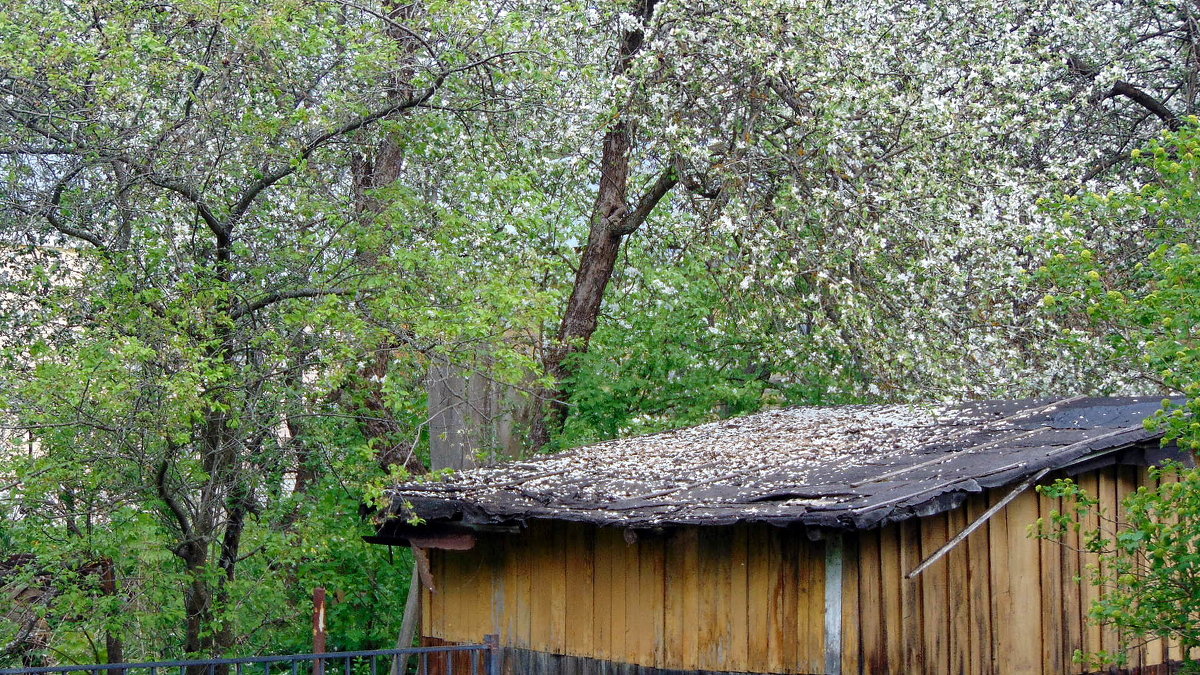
[140,172,228,240]
[227,65,468,224]
[612,165,678,235]
[156,458,193,542]
[1107,80,1182,130]
[38,167,105,248]
[229,287,358,320]
[1067,56,1181,130]
[0,613,46,661]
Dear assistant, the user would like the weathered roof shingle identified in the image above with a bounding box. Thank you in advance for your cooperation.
[383,396,1187,533]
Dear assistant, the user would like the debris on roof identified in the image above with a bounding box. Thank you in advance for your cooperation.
[382,396,1188,533]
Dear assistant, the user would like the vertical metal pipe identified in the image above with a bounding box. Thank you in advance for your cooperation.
[824,533,844,675]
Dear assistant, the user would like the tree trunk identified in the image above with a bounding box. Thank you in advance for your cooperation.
[341,0,434,477]
[99,557,123,674]
[530,0,674,450]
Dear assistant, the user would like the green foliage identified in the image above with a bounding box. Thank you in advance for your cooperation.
[1,431,413,663]
[561,241,866,444]
[1039,464,1200,671]
[0,0,529,662]
[1039,120,1200,450]
[4,0,1200,666]
[1036,122,1200,669]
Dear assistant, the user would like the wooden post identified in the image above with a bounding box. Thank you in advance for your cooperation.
[824,534,844,675]
[484,633,501,675]
[313,587,327,675]
[389,561,422,675]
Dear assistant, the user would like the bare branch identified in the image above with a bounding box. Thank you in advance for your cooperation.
[1108,80,1182,130]
[41,179,105,249]
[140,172,228,240]
[227,51,526,223]
[155,458,193,541]
[227,83,444,224]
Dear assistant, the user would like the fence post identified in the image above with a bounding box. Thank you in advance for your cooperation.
[482,635,500,675]
[312,588,327,675]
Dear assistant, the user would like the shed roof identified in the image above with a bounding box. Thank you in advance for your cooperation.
[382,396,1188,534]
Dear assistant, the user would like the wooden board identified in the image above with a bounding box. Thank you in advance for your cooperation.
[1056,485,1083,671]
[1077,470,1101,662]
[1096,468,1120,659]
[623,532,644,665]
[529,524,555,652]
[642,532,667,667]
[1006,487,1044,673]
[678,527,701,670]
[879,525,904,672]
[795,535,825,674]
[988,486,1014,675]
[945,507,970,675]
[662,529,683,668]
[422,550,436,639]
[563,523,594,657]
[1135,466,1166,665]
[746,525,771,671]
[1037,489,1066,674]
[728,525,750,669]
[591,527,616,661]
[840,535,861,675]
[918,513,950,673]
[856,529,886,672]
[964,494,993,674]
[899,519,924,674]
[548,524,568,654]
[1116,466,1144,669]
[434,548,453,640]
[696,526,732,670]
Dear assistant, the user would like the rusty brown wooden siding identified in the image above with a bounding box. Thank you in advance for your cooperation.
[421,466,1181,674]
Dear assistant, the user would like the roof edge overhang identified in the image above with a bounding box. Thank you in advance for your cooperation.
[367,437,1194,547]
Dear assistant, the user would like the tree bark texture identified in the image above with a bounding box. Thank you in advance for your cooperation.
[346,0,430,476]
[531,0,675,450]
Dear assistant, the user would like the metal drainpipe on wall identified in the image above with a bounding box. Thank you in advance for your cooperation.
[824,534,844,675]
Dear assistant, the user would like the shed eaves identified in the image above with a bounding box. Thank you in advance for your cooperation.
[384,396,1186,532]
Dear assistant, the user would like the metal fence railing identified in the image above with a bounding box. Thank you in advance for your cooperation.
[0,639,500,675]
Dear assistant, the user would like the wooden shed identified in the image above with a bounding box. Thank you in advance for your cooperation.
[370,397,1194,674]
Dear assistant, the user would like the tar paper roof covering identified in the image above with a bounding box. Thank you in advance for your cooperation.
[385,396,1185,531]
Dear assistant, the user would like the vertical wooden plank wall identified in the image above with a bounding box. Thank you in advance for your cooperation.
[424,521,826,673]
[844,465,1176,674]
[422,465,1174,674]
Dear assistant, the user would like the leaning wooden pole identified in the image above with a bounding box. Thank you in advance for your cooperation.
[390,560,422,675]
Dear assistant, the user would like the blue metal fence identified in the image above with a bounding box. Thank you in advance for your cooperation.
[0,639,500,675]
